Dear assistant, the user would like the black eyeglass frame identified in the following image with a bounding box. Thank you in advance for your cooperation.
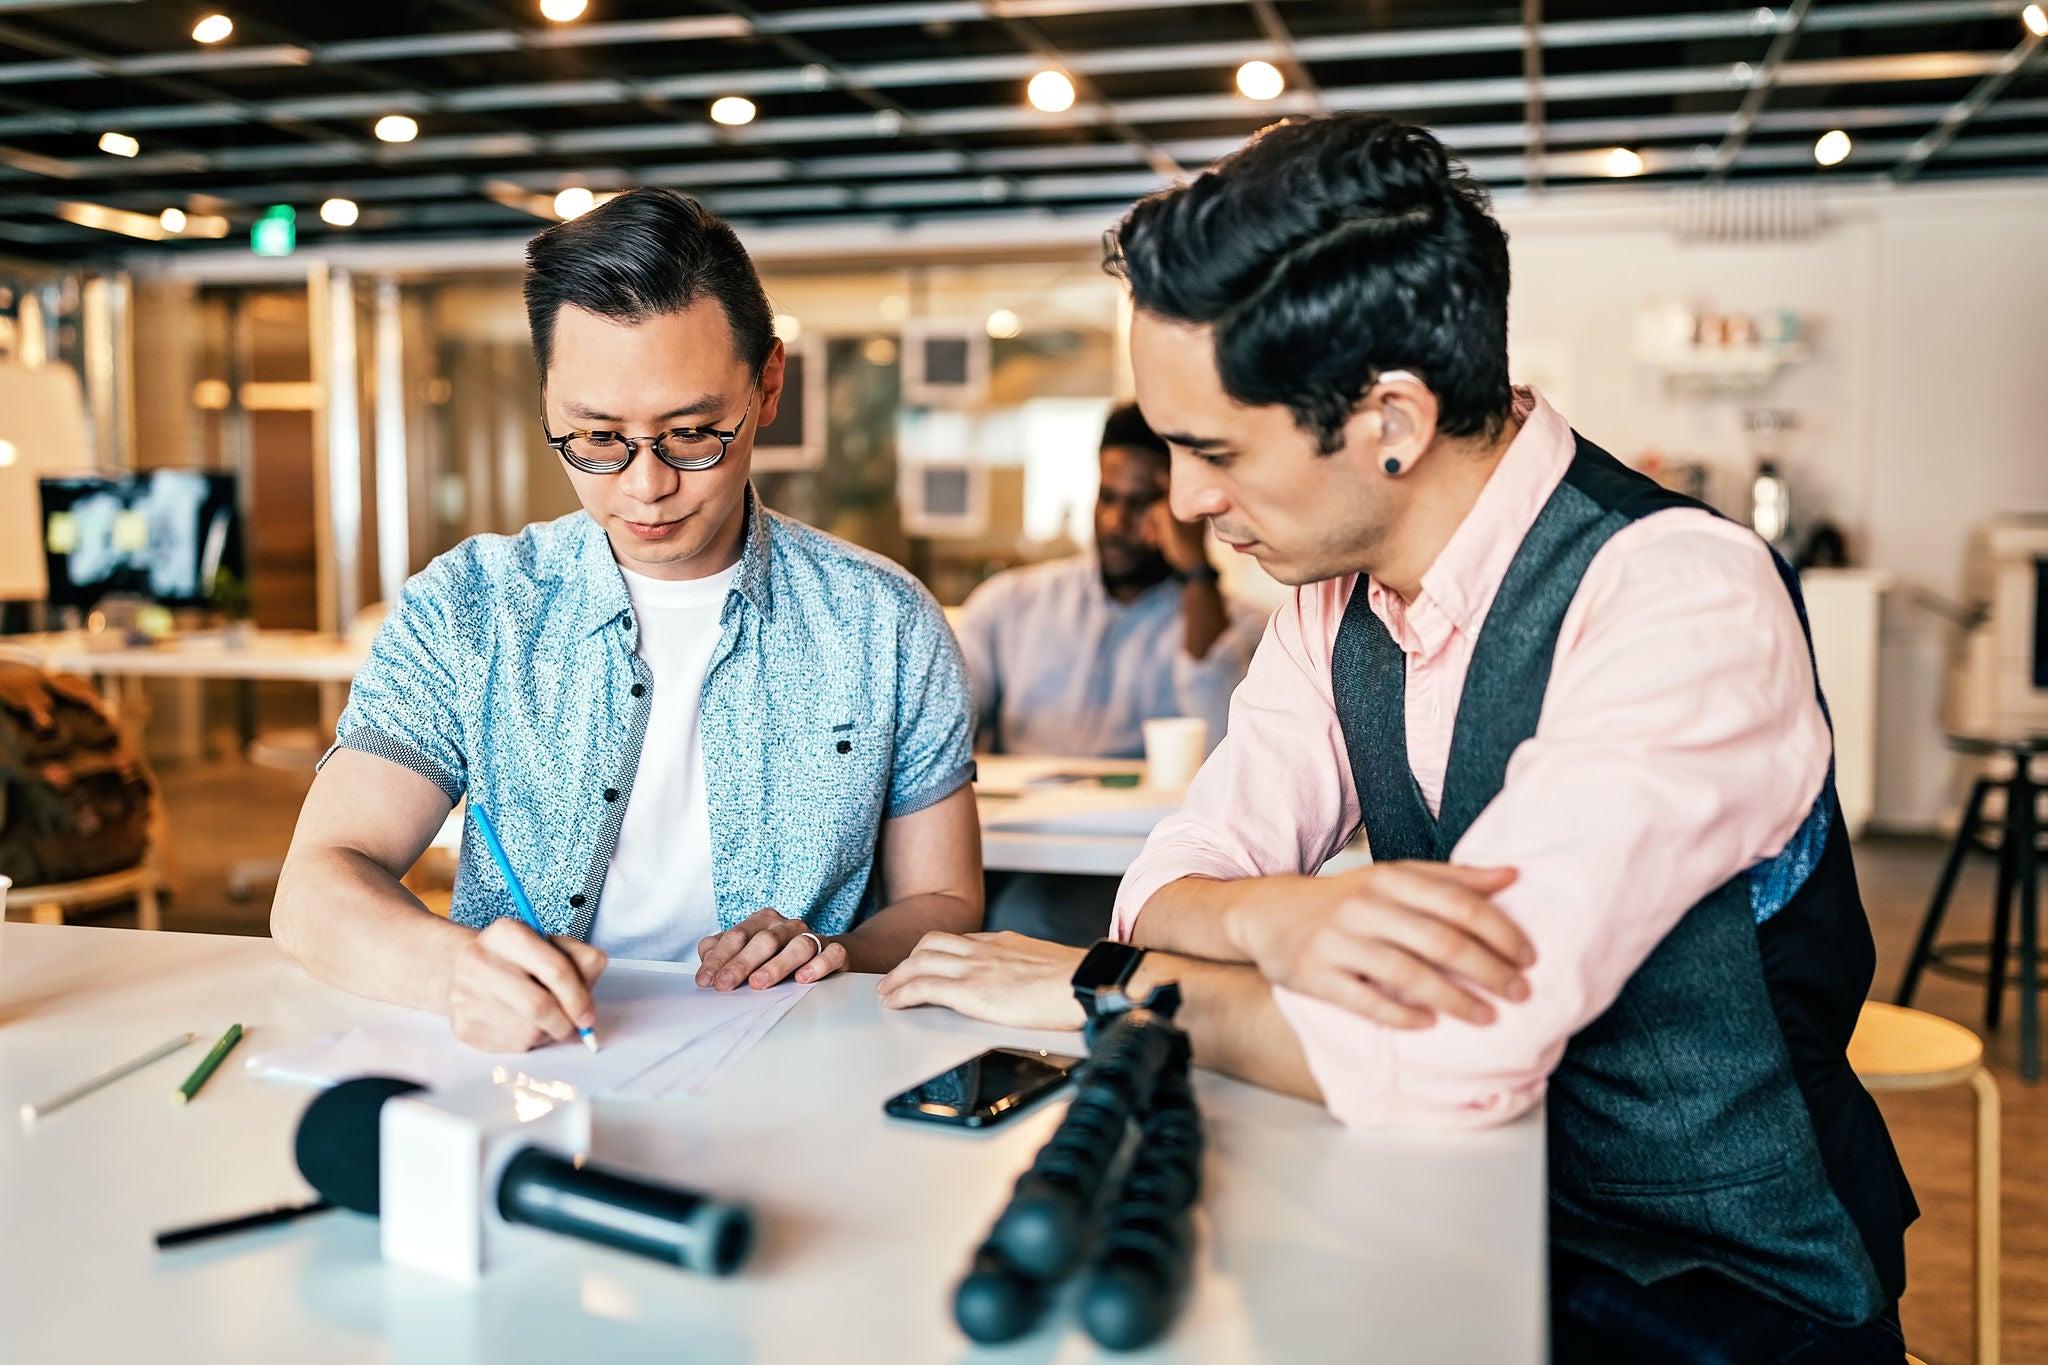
[541,391,755,474]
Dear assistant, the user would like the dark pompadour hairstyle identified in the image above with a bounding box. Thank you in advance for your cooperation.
[1099,401,1169,461]
[1105,114,1513,453]
[523,187,775,379]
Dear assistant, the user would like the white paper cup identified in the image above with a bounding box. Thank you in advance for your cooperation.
[0,874,9,975]
[1142,717,1209,790]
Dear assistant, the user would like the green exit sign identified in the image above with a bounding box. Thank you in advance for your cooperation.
[251,205,296,257]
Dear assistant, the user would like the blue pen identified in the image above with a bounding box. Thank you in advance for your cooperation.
[468,801,600,1053]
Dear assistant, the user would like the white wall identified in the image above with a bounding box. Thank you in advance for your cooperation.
[1500,180,2048,831]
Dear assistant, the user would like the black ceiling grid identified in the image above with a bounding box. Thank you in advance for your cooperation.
[0,0,2033,260]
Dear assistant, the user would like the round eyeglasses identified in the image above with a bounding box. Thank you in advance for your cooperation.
[542,392,755,474]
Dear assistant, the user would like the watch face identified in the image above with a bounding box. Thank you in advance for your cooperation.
[1073,940,1139,992]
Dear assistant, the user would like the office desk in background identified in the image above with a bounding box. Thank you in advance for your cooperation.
[0,923,1546,1364]
[5,628,368,684]
[427,753,1183,880]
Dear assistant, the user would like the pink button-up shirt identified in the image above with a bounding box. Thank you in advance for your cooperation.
[1112,390,1830,1131]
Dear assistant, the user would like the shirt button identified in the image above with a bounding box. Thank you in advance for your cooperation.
[621,614,633,631]
[630,683,645,698]
[603,788,619,802]
[569,894,586,908]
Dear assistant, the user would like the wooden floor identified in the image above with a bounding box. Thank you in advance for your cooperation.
[19,757,2046,1365]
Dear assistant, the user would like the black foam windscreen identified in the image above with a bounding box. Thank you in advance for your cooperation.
[292,1076,424,1216]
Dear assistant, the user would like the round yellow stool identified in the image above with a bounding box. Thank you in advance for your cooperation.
[1850,1001,2001,1365]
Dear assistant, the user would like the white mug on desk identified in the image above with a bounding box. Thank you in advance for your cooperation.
[1142,718,1208,790]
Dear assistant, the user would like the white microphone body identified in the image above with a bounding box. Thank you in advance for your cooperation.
[379,1079,592,1283]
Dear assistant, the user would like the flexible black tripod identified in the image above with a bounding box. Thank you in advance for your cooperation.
[953,982,1205,1352]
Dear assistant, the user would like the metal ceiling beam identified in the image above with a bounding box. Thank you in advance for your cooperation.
[0,0,2022,98]
[28,100,2048,239]
[6,47,2015,186]
[979,3,1182,180]
[1707,0,1814,182]
[1892,25,2048,181]
[0,4,2021,141]
[90,129,2048,244]
[1247,0,1324,116]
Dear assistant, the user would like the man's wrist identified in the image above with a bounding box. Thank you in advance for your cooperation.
[1175,561,1220,584]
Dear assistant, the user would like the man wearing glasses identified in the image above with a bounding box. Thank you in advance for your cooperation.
[273,189,980,1053]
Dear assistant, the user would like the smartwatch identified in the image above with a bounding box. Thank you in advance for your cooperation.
[1071,939,1146,1021]
[1176,562,1221,585]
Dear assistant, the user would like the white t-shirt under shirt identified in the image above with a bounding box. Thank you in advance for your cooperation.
[590,560,739,962]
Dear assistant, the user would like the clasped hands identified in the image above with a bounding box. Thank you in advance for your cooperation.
[878,862,1535,1033]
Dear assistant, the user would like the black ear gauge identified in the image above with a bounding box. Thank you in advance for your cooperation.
[1383,457,1403,475]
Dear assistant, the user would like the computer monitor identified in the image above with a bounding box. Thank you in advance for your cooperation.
[38,470,246,610]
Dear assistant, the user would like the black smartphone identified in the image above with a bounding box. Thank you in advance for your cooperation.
[883,1047,1082,1129]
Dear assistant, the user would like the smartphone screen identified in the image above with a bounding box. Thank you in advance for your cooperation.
[884,1047,1082,1128]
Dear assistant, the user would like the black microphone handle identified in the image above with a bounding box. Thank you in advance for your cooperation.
[496,1147,753,1276]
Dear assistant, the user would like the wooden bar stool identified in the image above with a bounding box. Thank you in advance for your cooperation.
[1850,1001,2000,1365]
[1897,733,2047,1080]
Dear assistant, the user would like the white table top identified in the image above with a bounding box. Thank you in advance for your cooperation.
[0,924,1545,1364]
[7,628,367,683]
[974,754,1169,876]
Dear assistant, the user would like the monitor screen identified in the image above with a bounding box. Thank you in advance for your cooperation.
[39,471,245,610]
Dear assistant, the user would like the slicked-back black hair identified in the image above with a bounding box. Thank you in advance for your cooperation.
[1099,401,1169,461]
[1106,114,1513,453]
[523,187,774,379]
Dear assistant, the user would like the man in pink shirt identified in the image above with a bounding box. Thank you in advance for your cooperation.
[881,113,1912,1362]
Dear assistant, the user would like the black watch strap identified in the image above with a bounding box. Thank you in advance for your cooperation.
[1072,939,1146,1020]
[1176,562,1221,584]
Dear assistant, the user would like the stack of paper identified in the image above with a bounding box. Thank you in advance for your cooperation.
[247,962,811,1101]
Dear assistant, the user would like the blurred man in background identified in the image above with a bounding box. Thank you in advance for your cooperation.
[954,402,1265,759]
[953,403,1266,944]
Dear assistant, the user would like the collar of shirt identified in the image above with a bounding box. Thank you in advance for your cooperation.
[568,484,776,637]
[1365,387,1571,661]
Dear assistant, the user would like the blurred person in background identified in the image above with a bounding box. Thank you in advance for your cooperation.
[954,402,1265,760]
[953,402,1266,944]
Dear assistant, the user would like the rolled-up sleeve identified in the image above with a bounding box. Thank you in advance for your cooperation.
[887,586,978,818]
[1112,580,1362,940]
[1282,517,1832,1131]
[323,562,470,804]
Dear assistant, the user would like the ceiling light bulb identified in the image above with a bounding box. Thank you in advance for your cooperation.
[1027,70,1075,114]
[191,13,234,44]
[773,313,802,342]
[1236,60,1284,101]
[159,207,187,233]
[1813,129,1852,167]
[98,131,139,158]
[0,439,17,468]
[2025,4,2047,36]
[374,115,418,144]
[1605,146,1645,177]
[985,308,1022,340]
[539,0,588,20]
[710,96,757,127]
[553,187,596,220]
[320,197,359,227]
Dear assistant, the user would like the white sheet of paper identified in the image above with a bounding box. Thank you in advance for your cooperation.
[246,961,813,1100]
[607,983,810,1101]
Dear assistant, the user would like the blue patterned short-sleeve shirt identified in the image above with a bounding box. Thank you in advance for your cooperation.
[326,489,975,942]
